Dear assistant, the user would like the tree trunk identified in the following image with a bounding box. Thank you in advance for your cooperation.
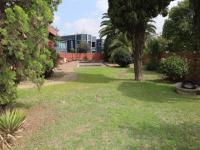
[133,29,145,81]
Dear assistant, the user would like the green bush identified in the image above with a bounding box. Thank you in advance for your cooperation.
[0,70,17,106]
[112,49,132,67]
[146,61,158,71]
[159,55,189,81]
[146,37,168,71]
[0,109,25,149]
[44,49,59,78]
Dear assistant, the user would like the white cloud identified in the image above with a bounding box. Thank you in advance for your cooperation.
[96,0,108,13]
[53,0,182,37]
[53,15,61,24]
[63,18,100,37]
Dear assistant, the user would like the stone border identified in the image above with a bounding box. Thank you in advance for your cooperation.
[176,82,200,95]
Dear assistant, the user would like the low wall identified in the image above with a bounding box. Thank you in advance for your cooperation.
[59,52,104,62]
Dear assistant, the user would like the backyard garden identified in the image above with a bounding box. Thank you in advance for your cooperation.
[14,66,200,149]
[0,0,200,149]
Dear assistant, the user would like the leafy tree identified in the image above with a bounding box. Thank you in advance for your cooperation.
[163,0,193,51]
[99,13,120,39]
[99,13,121,61]
[100,14,156,62]
[111,48,132,67]
[109,33,132,54]
[146,37,168,71]
[77,42,91,53]
[108,0,173,80]
[0,0,61,106]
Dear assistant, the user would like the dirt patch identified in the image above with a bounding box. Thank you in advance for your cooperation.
[74,124,92,135]
[15,104,56,149]
[18,61,78,89]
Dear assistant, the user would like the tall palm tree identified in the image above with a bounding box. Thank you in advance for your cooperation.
[99,13,156,61]
[99,13,119,39]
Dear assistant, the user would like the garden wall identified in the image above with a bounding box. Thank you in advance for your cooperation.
[59,52,104,62]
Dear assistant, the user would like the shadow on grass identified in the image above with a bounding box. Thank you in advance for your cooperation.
[117,81,200,102]
[120,121,200,150]
[75,72,130,84]
[10,102,34,109]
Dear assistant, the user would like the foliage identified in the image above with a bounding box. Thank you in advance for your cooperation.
[0,70,17,106]
[99,13,120,39]
[69,48,76,53]
[109,33,132,53]
[13,67,200,149]
[99,13,120,61]
[163,0,193,51]
[108,0,173,80]
[77,42,91,53]
[44,49,59,78]
[111,49,132,67]
[0,0,61,105]
[99,14,156,62]
[146,37,168,71]
[159,55,189,81]
[0,109,25,149]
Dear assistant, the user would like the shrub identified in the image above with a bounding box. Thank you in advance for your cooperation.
[146,37,168,71]
[112,49,132,67]
[159,55,189,81]
[146,61,158,71]
[44,49,59,78]
[0,70,17,106]
[77,42,91,53]
[0,109,25,149]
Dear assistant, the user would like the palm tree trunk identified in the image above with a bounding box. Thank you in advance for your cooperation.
[133,30,145,81]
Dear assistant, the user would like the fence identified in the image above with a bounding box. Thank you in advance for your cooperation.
[59,52,104,62]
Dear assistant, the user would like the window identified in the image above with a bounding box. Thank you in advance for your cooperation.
[92,42,96,47]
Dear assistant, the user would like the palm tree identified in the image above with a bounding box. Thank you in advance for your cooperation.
[99,13,156,61]
[99,13,120,39]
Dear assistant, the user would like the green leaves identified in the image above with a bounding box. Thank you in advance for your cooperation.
[163,0,193,52]
[0,109,25,149]
[108,0,173,80]
[159,55,189,81]
[0,110,25,135]
[0,69,16,105]
[0,0,61,105]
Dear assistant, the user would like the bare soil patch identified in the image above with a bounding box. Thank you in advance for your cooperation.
[18,61,78,89]
[15,104,56,149]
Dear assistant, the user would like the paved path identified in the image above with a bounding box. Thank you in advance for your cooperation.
[18,61,78,89]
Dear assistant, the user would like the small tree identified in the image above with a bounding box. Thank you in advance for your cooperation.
[77,42,91,53]
[108,0,173,80]
[0,0,61,106]
[146,37,168,71]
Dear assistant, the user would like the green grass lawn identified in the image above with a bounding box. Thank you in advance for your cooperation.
[15,67,200,150]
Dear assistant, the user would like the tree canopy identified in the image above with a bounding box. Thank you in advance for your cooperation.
[108,0,173,80]
[0,0,61,105]
[163,0,193,51]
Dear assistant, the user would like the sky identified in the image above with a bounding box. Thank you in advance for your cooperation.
[53,0,183,37]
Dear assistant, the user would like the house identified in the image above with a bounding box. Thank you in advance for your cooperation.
[48,26,59,49]
[56,34,104,53]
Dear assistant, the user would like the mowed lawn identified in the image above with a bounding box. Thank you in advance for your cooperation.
[15,67,200,150]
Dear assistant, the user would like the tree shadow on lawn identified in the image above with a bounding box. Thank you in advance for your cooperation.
[120,121,200,150]
[117,81,200,102]
[75,72,130,84]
